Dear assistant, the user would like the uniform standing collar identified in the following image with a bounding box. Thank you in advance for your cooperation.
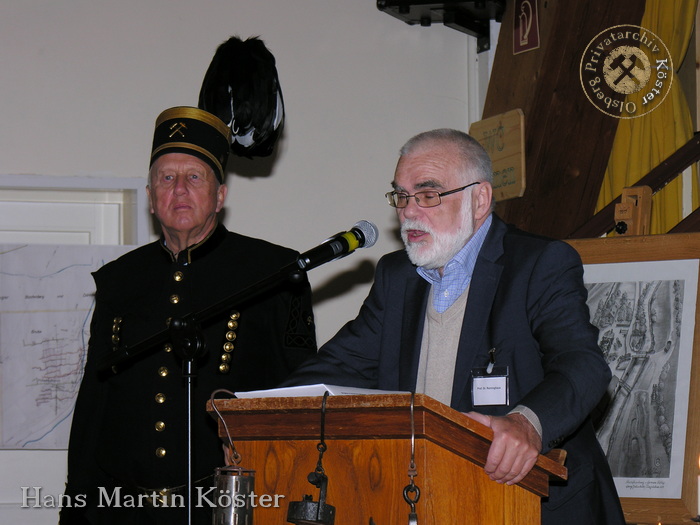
[159,223,228,264]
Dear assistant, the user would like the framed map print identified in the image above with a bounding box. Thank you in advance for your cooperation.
[567,233,700,524]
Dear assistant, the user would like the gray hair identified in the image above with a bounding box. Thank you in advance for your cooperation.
[399,129,493,185]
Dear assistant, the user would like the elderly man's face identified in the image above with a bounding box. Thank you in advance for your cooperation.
[147,153,226,243]
[393,142,477,271]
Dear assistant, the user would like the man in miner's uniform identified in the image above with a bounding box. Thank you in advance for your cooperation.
[60,106,316,524]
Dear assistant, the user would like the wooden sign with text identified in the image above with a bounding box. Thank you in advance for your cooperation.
[469,109,526,202]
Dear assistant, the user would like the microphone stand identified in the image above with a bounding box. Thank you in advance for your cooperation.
[97,227,369,524]
[167,316,204,525]
[98,259,306,373]
[99,222,375,373]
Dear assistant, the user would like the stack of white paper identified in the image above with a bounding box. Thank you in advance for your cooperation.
[234,384,408,398]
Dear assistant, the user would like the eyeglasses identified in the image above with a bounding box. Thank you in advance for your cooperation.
[385,181,481,208]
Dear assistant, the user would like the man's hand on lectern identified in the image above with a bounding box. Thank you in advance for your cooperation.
[464,412,542,485]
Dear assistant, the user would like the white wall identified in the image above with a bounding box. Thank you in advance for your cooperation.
[1,0,491,343]
[0,0,490,522]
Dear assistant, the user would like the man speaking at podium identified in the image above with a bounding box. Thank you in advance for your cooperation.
[284,129,625,524]
[60,107,317,524]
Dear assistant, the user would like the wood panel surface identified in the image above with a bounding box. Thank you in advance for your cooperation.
[208,394,567,524]
[482,0,646,239]
[228,437,540,525]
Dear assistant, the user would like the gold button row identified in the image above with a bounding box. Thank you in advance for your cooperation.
[219,311,240,374]
[151,274,185,461]
[155,389,166,456]
[111,317,123,348]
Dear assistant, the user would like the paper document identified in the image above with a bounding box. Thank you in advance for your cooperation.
[234,384,408,398]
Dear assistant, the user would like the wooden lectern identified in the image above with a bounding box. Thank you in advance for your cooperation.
[207,393,567,524]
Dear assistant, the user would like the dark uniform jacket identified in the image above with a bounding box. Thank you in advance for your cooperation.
[61,224,316,524]
[284,214,625,525]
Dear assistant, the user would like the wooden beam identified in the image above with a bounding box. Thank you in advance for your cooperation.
[568,133,700,238]
[482,0,646,239]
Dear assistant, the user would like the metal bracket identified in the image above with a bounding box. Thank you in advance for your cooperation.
[376,1,505,53]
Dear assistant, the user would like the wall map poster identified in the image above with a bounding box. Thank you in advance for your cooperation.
[0,244,132,449]
[582,259,698,499]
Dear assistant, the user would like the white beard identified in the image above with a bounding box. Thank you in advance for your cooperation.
[401,205,474,270]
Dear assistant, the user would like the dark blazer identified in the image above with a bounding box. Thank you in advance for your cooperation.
[285,214,625,525]
[61,224,317,525]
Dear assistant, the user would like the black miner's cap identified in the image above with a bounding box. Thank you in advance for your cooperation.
[150,106,232,183]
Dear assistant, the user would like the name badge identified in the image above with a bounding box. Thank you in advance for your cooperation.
[471,366,509,406]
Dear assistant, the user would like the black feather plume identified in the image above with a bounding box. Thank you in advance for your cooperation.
[198,36,285,158]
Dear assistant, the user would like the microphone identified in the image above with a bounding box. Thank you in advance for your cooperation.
[296,220,378,271]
